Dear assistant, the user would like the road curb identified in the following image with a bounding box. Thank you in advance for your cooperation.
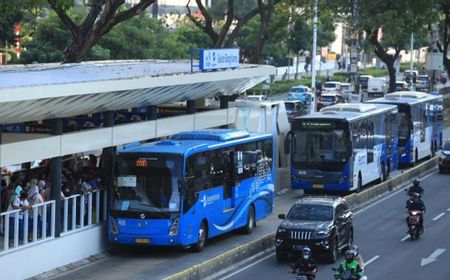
[345,157,438,210]
[163,233,275,280]
[165,157,438,280]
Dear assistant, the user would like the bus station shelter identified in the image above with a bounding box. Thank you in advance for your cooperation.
[0,60,275,280]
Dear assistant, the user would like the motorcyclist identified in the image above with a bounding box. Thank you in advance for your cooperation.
[290,247,317,279]
[351,245,365,269]
[334,250,365,280]
[406,192,426,232]
[407,178,424,197]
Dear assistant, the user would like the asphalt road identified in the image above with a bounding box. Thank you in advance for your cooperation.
[212,171,450,280]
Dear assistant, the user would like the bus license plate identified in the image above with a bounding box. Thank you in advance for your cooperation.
[135,238,150,244]
[313,184,324,189]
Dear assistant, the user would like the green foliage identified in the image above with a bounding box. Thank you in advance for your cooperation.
[0,1,22,42]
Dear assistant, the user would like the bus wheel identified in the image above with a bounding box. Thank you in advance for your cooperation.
[431,143,436,157]
[242,205,255,234]
[191,222,207,252]
[381,162,387,182]
[356,173,362,192]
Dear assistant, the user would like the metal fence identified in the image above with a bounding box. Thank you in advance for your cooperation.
[0,189,107,255]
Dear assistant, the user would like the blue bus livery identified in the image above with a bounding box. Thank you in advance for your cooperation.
[368,91,444,165]
[286,103,398,192]
[108,129,274,251]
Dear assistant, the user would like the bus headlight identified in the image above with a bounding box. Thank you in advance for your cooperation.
[338,175,346,183]
[110,218,119,234]
[169,217,180,236]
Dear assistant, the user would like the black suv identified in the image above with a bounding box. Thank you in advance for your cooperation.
[275,196,353,263]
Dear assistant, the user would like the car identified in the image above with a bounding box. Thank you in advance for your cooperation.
[275,196,353,263]
[395,81,408,91]
[367,77,387,97]
[404,70,419,84]
[358,75,373,92]
[439,140,450,173]
[288,85,312,104]
[322,81,342,94]
[416,75,430,91]
[340,83,352,102]
[246,95,267,101]
[317,93,345,111]
[284,100,307,122]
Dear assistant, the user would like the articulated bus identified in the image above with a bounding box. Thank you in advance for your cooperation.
[368,91,444,165]
[108,129,274,251]
[286,103,398,192]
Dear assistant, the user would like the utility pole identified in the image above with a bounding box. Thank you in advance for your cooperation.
[310,0,318,113]
[410,33,414,91]
[351,0,361,102]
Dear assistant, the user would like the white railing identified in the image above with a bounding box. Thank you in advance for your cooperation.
[0,200,55,254]
[61,189,107,235]
[0,189,107,254]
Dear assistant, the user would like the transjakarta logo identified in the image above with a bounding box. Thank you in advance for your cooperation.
[200,194,220,208]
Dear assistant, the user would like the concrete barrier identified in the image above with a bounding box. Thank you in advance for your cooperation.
[164,157,438,280]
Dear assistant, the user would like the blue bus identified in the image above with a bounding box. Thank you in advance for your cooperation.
[108,129,274,251]
[368,91,444,165]
[286,103,398,192]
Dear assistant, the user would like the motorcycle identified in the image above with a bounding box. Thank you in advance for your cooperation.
[289,264,315,280]
[332,267,366,280]
[408,210,423,240]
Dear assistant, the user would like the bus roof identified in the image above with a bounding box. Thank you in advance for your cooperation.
[294,103,397,122]
[368,91,442,105]
[117,129,272,156]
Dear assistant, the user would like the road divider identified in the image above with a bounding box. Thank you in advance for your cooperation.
[164,157,438,280]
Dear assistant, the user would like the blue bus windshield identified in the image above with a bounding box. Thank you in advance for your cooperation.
[113,154,181,213]
[287,204,333,221]
[292,127,350,170]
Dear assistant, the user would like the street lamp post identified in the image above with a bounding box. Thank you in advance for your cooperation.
[310,0,318,113]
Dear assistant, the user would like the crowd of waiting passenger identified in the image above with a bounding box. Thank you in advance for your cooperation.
[0,154,103,218]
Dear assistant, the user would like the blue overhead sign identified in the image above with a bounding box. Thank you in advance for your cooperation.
[199,48,239,71]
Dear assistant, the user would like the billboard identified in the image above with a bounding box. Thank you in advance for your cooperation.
[199,48,239,71]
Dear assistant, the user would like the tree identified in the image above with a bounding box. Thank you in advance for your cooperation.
[337,0,436,92]
[0,1,23,44]
[186,0,281,63]
[47,0,157,62]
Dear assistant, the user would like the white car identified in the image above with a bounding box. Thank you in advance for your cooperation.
[340,83,352,101]
[322,81,342,94]
[367,77,387,96]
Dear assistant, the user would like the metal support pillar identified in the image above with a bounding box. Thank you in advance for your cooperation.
[187,100,196,114]
[220,96,229,109]
[50,118,63,237]
[102,111,115,217]
[147,105,157,120]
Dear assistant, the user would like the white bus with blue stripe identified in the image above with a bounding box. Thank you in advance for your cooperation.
[108,129,274,251]
[286,103,398,192]
[368,92,444,165]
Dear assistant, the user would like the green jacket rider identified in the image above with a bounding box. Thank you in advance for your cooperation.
[334,250,365,279]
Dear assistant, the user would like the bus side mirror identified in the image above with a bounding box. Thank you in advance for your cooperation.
[177,177,188,196]
[285,131,292,154]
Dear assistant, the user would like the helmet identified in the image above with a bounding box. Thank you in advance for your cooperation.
[345,250,355,262]
[301,247,312,260]
[351,245,359,256]
[413,178,420,187]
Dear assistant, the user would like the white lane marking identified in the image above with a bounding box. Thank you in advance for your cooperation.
[219,252,275,280]
[421,248,446,266]
[447,208,450,212]
[353,172,436,216]
[364,255,380,266]
[401,235,410,242]
[433,213,445,221]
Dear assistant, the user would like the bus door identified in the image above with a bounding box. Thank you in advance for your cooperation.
[223,150,236,211]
